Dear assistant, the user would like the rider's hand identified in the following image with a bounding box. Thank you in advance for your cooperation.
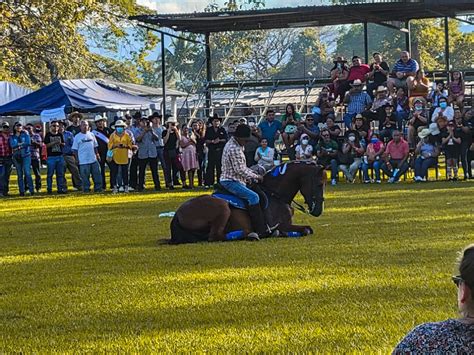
[256,175,264,182]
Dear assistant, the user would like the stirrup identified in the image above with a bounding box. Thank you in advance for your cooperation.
[266,223,280,234]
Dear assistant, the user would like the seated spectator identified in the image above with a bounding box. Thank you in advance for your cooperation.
[362,134,385,183]
[441,121,462,181]
[407,97,429,148]
[254,138,275,171]
[180,124,199,189]
[381,130,410,183]
[316,129,339,186]
[393,87,410,130]
[363,85,391,122]
[298,114,320,148]
[244,119,260,167]
[414,129,439,182]
[379,104,398,142]
[311,86,335,123]
[407,68,430,106]
[366,52,390,99]
[387,51,419,94]
[329,56,349,102]
[257,109,282,149]
[343,79,372,129]
[455,110,472,180]
[108,120,133,193]
[295,134,313,161]
[325,115,342,141]
[337,56,371,101]
[431,96,454,122]
[429,80,448,111]
[448,70,465,111]
[350,114,370,142]
[338,132,365,183]
[9,122,34,196]
[393,244,474,353]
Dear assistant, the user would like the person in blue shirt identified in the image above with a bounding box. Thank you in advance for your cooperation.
[387,51,419,93]
[59,120,82,190]
[257,110,282,149]
[9,122,34,196]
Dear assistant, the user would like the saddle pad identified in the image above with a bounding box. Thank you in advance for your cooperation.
[212,193,247,210]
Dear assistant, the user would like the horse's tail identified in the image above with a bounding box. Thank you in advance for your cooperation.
[169,214,208,244]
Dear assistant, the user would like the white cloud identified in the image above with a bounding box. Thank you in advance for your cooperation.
[137,0,210,13]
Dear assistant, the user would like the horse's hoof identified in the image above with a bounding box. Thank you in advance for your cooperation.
[246,232,260,241]
[304,227,313,235]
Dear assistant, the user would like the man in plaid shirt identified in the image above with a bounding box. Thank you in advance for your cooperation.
[220,124,272,238]
[0,122,13,196]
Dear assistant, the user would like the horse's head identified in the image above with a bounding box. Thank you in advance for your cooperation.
[299,164,326,217]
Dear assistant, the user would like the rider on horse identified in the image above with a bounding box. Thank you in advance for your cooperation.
[219,124,275,238]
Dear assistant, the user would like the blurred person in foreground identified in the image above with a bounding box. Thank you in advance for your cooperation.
[393,244,474,353]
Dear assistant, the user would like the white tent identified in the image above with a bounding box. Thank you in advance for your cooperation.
[0,81,33,106]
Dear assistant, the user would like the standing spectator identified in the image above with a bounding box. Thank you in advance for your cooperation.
[92,115,112,190]
[441,121,462,181]
[192,119,206,186]
[244,119,260,167]
[325,115,342,141]
[204,114,227,188]
[72,120,102,193]
[379,104,398,142]
[127,114,140,190]
[257,110,282,148]
[407,68,430,105]
[337,56,371,100]
[162,117,185,190]
[394,87,410,130]
[362,134,385,183]
[456,110,472,180]
[254,138,275,171]
[311,86,335,123]
[24,123,42,192]
[448,71,465,111]
[366,52,390,99]
[59,120,82,191]
[44,121,66,194]
[414,129,439,182]
[329,56,349,102]
[387,51,419,93]
[431,96,454,122]
[108,120,133,193]
[298,114,320,148]
[0,122,12,197]
[465,109,474,179]
[338,132,365,183]
[295,134,313,161]
[407,97,429,148]
[343,79,372,129]
[316,129,339,186]
[180,124,199,189]
[9,122,34,196]
[136,117,161,191]
[381,130,410,183]
[67,112,82,136]
[151,112,169,188]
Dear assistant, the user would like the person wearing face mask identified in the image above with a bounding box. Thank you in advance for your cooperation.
[108,120,133,193]
[295,134,313,161]
[414,129,439,182]
[407,97,429,148]
[431,96,454,123]
[361,134,385,183]
[338,132,365,183]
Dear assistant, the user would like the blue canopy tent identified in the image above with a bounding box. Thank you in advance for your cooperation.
[0,79,154,116]
[0,81,33,106]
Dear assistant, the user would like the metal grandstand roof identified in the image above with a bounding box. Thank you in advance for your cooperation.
[131,0,474,34]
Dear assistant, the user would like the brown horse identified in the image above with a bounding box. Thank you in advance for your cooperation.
[170,161,326,243]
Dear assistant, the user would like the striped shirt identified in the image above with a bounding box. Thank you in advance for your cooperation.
[347,92,372,114]
[392,58,419,74]
[220,137,260,184]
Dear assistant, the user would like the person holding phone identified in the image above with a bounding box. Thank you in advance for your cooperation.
[44,120,66,194]
[108,120,133,193]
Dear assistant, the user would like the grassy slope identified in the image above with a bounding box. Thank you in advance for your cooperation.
[0,182,473,352]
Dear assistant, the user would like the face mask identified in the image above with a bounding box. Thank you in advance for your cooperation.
[414,105,423,111]
[348,135,356,142]
[116,127,124,134]
[370,138,379,144]
[301,139,309,145]
[439,102,447,109]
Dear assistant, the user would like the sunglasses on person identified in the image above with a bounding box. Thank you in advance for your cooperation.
[306,118,314,121]
[452,275,463,287]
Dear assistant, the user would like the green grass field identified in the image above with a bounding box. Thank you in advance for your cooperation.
[1,178,473,352]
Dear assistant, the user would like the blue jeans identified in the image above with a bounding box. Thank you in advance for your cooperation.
[362,160,383,181]
[415,156,436,178]
[395,111,409,130]
[13,155,34,194]
[157,147,169,185]
[0,156,13,195]
[343,113,357,129]
[220,180,259,205]
[79,161,102,192]
[321,159,339,180]
[47,156,65,192]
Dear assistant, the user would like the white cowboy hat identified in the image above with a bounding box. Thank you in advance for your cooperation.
[165,117,178,124]
[376,85,387,92]
[418,128,431,139]
[350,79,363,86]
[428,122,440,136]
[114,120,126,127]
[94,115,105,122]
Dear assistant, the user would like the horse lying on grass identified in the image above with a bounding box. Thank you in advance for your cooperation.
[169,161,326,244]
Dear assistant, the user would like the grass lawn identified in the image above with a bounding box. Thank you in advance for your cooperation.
[1,178,473,352]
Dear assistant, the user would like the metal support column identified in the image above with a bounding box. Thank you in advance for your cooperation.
[363,22,369,64]
[444,17,450,75]
[161,32,166,116]
[405,20,411,53]
[205,33,212,117]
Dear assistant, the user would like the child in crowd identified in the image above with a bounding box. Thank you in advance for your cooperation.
[295,134,313,161]
[441,121,462,181]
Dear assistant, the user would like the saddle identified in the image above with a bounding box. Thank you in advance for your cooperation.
[212,183,269,211]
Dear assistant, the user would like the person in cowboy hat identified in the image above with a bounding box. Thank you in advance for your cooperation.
[407,97,429,148]
[220,124,276,239]
[162,116,186,189]
[204,114,228,188]
[329,56,349,101]
[414,128,439,181]
[362,85,392,122]
[343,79,372,129]
[92,115,113,190]
[67,111,83,136]
[108,119,133,193]
[337,55,371,101]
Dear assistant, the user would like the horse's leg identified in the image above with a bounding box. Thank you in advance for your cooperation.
[226,209,253,237]
[208,204,232,242]
[270,202,314,236]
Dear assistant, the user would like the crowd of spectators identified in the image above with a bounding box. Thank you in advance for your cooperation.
[0,51,473,197]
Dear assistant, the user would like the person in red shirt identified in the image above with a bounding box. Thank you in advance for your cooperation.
[0,122,13,196]
[381,130,410,183]
[337,56,371,101]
